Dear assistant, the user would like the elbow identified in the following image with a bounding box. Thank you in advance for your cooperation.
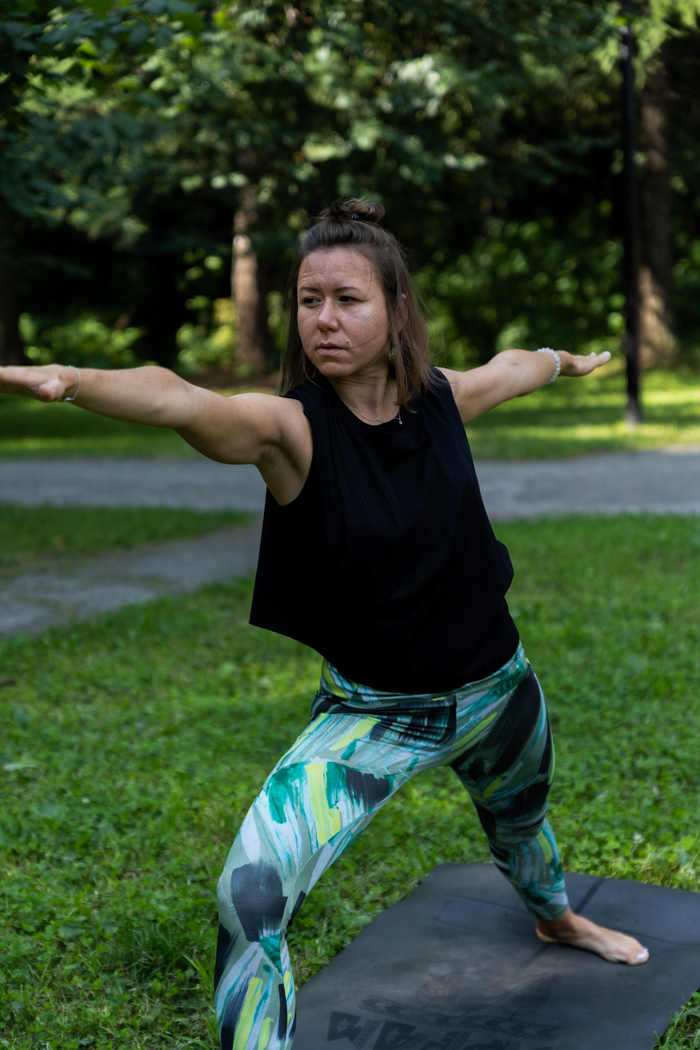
[494,350,530,392]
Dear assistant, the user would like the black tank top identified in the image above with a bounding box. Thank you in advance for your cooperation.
[249,370,519,693]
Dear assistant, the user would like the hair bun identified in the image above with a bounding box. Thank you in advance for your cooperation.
[322,198,385,225]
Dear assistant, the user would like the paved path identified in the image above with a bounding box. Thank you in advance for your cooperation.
[2,448,700,518]
[0,524,262,636]
[0,457,267,512]
[2,448,699,637]
[476,446,700,519]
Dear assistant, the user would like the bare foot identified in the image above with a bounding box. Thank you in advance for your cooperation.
[536,909,649,965]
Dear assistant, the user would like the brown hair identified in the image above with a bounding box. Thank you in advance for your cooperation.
[280,198,434,407]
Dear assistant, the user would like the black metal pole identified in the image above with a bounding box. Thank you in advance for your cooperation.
[621,0,642,425]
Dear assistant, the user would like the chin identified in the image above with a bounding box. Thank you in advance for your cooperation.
[313,357,353,377]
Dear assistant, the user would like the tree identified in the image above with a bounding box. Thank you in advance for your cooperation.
[622,0,700,367]
[82,0,616,369]
[0,0,212,364]
[6,0,700,371]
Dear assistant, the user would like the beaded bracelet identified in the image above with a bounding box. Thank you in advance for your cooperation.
[536,347,561,384]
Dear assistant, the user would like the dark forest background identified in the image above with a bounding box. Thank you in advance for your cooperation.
[2,0,700,379]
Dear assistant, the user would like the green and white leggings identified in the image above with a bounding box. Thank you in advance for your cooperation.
[215,645,569,1050]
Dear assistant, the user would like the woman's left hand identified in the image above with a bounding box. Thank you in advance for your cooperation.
[558,349,611,376]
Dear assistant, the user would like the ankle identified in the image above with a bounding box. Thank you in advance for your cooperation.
[537,908,575,933]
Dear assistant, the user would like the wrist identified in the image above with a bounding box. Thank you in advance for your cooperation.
[61,364,82,402]
[535,347,560,384]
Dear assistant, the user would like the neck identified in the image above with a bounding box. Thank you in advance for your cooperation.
[328,369,398,423]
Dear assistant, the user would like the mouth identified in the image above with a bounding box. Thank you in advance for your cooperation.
[316,345,346,356]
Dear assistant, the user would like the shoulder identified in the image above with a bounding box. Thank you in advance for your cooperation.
[433,367,459,395]
[284,376,331,413]
[433,362,510,424]
[419,367,459,411]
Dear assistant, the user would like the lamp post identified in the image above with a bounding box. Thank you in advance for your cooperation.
[621,0,642,425]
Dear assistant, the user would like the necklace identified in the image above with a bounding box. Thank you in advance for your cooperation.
[351,406,402,425]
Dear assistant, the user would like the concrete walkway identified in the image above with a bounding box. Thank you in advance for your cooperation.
[476,446,700,519]
[0,457,267,512]
[0,523,262,636]
[2,447,699,637]
[2,447,700,518]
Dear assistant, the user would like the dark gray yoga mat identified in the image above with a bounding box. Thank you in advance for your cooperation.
[294,863,700,1050]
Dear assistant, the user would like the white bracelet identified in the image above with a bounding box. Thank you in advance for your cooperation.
[536,347,561,384]
[62,365,81,402]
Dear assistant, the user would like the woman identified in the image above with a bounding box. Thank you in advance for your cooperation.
[0,199,647,1050]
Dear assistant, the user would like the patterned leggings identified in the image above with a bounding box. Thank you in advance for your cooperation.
[214,645,568,1050]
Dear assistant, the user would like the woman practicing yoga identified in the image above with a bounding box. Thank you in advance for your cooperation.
[0,199,648,1050]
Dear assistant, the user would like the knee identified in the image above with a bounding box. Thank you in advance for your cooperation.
[474,790,549,847]
[220,861,289,943]
[215,860,291,993]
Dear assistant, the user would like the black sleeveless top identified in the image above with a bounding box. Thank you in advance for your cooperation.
[249,370,519,693]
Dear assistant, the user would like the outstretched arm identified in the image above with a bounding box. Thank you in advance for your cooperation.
[438,348,611,424]
[0,364,312,504]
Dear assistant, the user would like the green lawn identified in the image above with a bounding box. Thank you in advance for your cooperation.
[467,366,700,459]
[0,397,195,458]
[1,514,699,1048]
[0,505,248,579]
[1,367,699,460]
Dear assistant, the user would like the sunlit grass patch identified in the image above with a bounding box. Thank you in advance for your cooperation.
[0,396,197,458]
[467,367,700,458]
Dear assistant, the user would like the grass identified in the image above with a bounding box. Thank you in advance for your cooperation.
[0,398,195,458]
[0,505,248,578]
[466,366,700,459]
[1,513,700,1048]
[1,366,699,460]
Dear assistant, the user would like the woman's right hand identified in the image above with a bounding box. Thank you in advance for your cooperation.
[0,364,79,402]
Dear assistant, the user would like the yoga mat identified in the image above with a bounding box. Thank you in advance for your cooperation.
[294,863,700,1050]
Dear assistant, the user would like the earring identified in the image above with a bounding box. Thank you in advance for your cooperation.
[388,346,397,364]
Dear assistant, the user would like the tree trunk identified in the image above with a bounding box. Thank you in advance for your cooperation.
[0,206,26,366]
[639,55,679,368]
[231,184,272,374]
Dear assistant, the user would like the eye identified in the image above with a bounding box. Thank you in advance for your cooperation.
[300,296,319,306]
[338,295,357,303]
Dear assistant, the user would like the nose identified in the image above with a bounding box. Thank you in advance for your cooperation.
[317,297,339,330]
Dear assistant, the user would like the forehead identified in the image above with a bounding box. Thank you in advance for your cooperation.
[297,248,374,289]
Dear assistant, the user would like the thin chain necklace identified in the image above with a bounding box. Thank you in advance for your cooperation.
[350,405,402,425]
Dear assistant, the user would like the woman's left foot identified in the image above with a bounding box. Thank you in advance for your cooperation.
[536,909,649,965]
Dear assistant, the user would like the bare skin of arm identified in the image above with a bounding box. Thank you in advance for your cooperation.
[438,347,611,424]
[0,363,312,506]
[0,348,607,505]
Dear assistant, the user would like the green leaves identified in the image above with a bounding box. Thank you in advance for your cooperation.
[2,0,700,370]
[0,0,215,220]
[82,0,114,17]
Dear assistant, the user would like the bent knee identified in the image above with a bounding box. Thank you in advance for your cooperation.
[219,861,289,943]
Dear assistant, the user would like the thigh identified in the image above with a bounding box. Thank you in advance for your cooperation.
[222,703,427,908]
[450,664,554,835]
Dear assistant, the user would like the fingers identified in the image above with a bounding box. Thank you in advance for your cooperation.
[0,365,66,401]
[586,350,612,372]
[560,350,611,377]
